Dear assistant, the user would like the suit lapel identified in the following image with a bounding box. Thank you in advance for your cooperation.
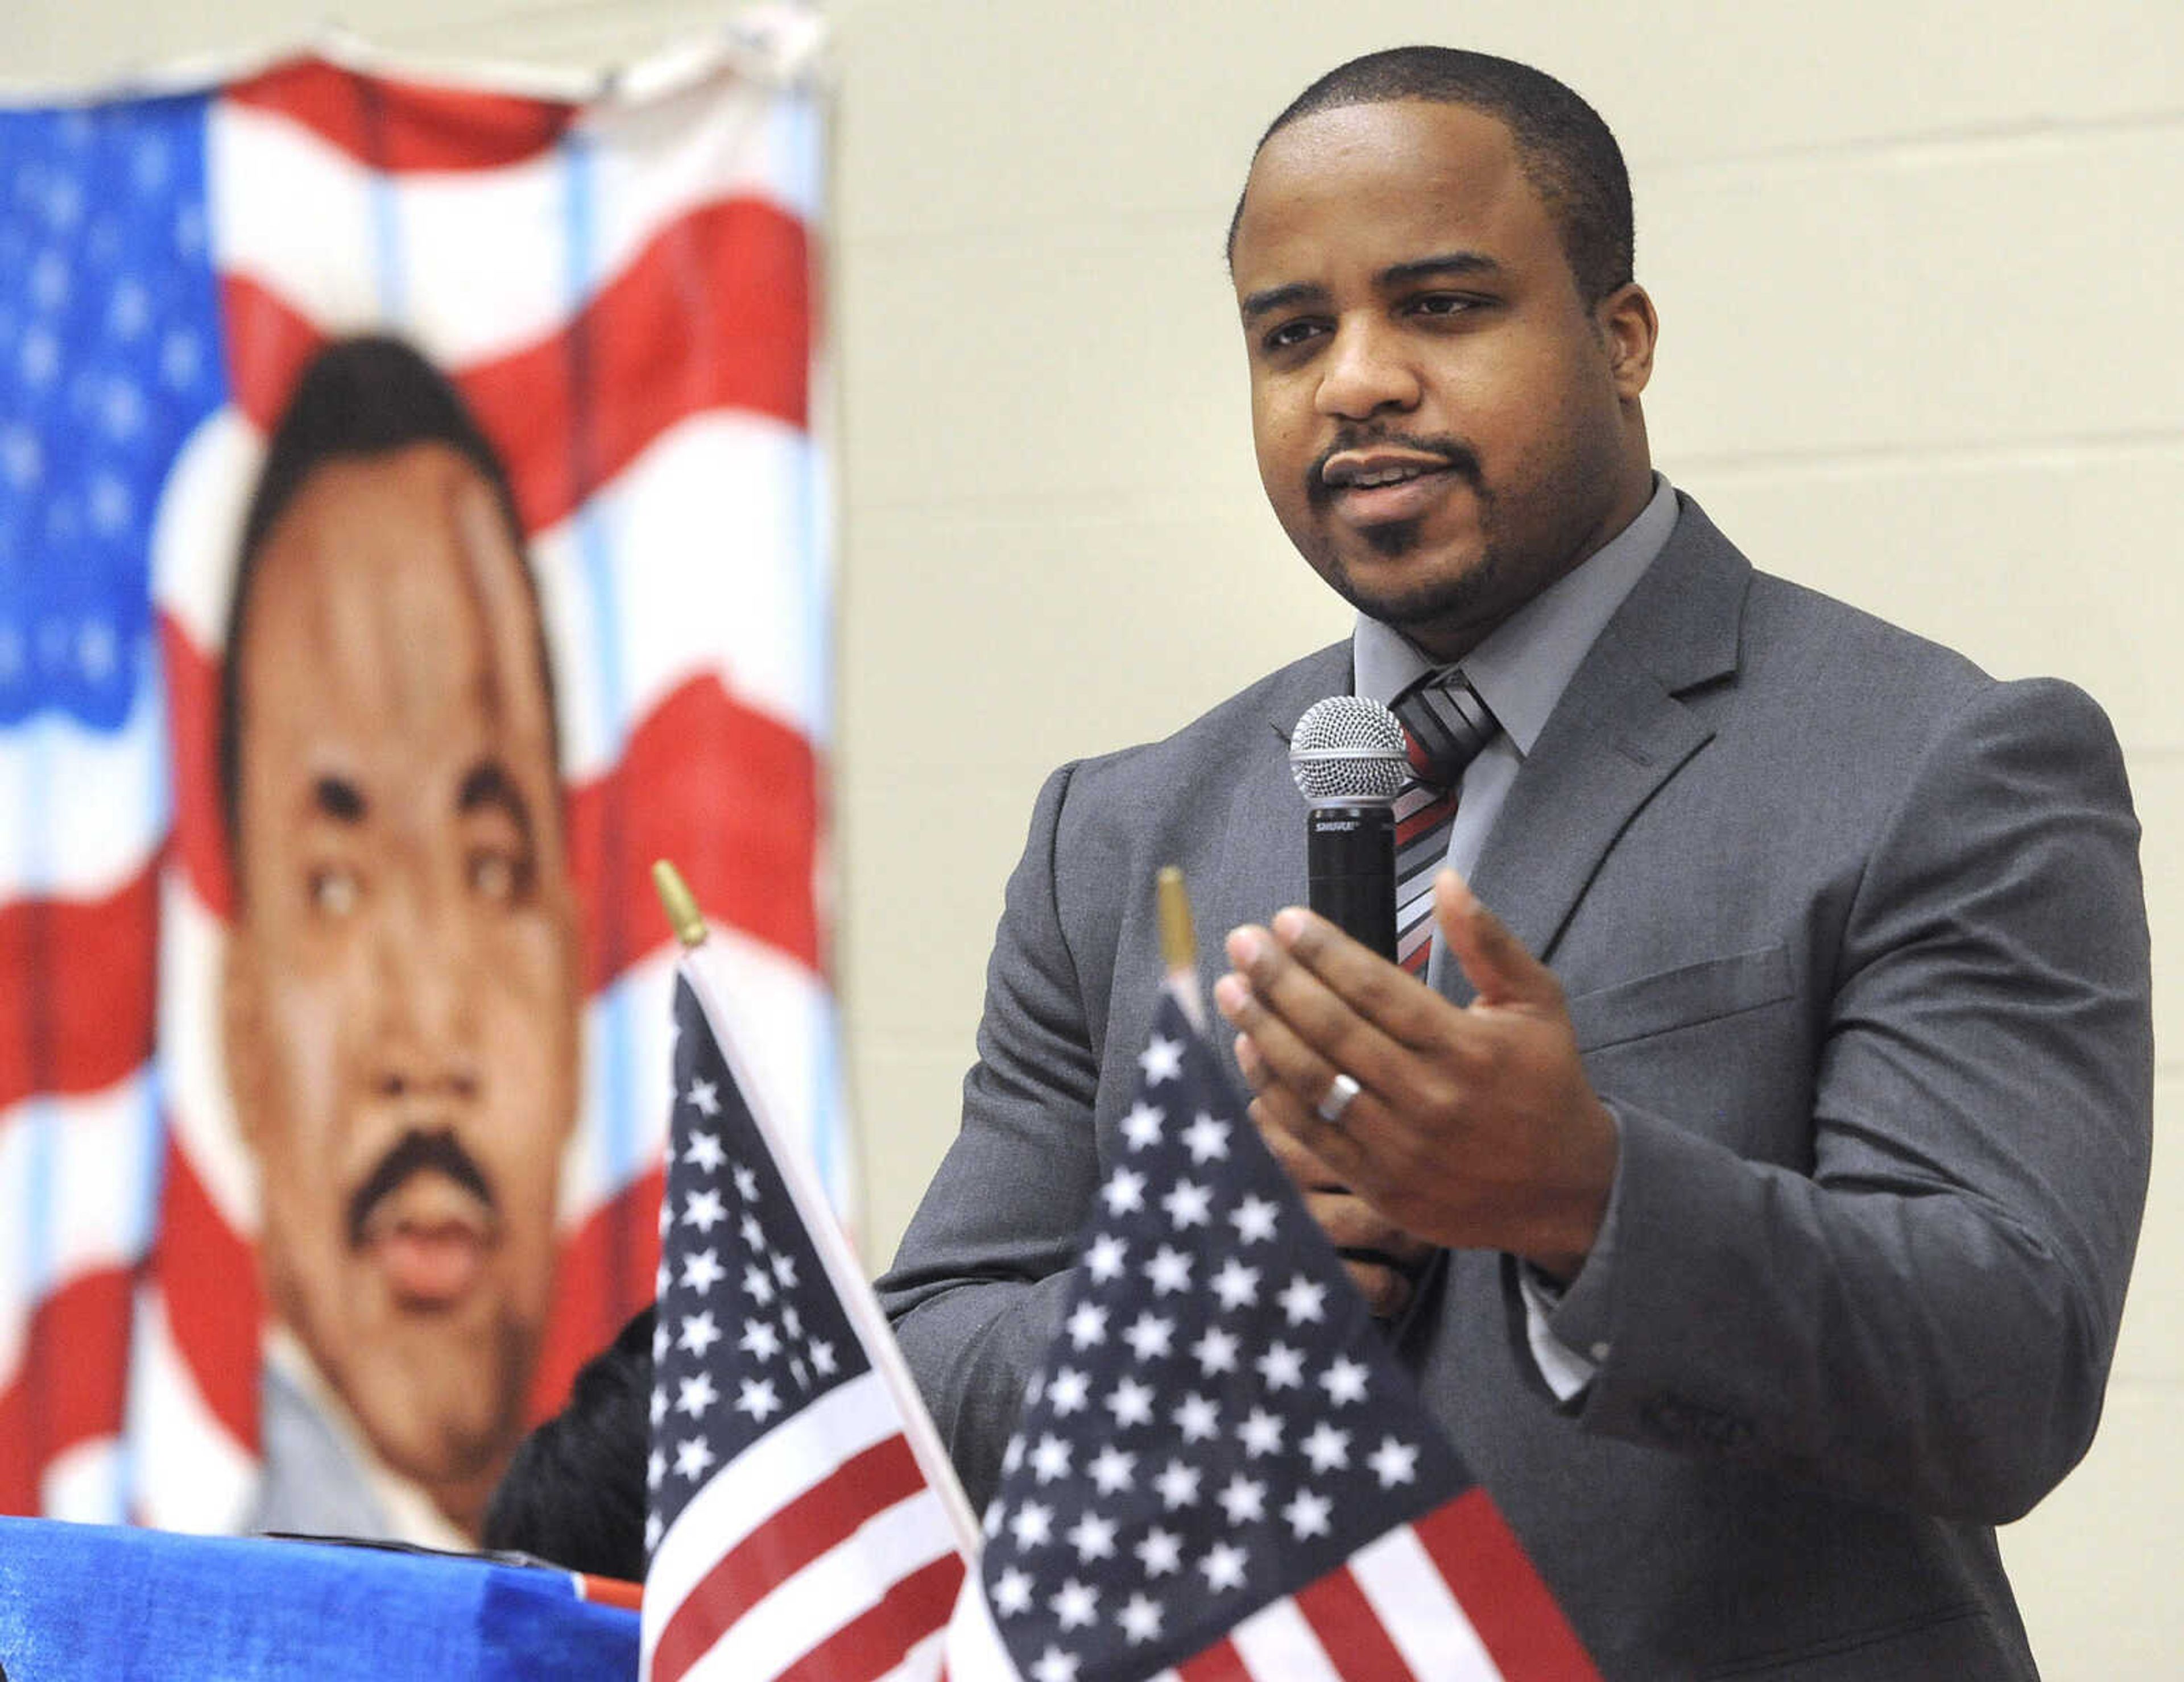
[1459,635,1714,992]
[1456,496,1752,1000]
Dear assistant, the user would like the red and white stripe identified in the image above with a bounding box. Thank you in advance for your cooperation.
[0,658,168,1516]
[942,1490,1599,1682]
[643,1370,967,1682]
[2,32,838,1531]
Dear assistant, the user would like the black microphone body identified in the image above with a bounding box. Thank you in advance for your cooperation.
[1305,802,1398,962]
[1289,695,1410,963]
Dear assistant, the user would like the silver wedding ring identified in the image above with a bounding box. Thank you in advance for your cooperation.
[1316,1071,1362,1125]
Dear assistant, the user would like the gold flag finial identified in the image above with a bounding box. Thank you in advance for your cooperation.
[1156,865,1197,974]
[651,860,709,949]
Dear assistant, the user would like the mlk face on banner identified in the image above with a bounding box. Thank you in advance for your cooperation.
[218,338,581,1539]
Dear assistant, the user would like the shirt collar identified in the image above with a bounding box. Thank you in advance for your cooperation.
[1352,473,1678,755]
[262,1322,475,1550]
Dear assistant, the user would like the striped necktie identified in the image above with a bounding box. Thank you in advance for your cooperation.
[1388,672,1499,975]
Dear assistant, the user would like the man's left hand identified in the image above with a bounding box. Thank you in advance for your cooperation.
[1213,869,1617,1279]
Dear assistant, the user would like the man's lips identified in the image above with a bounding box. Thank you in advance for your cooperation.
[1314,445,1474,526]
[347,1127,500,1307]
[358,1173,498,1306]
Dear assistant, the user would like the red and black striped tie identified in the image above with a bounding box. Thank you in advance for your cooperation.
[1388,673,1499,976]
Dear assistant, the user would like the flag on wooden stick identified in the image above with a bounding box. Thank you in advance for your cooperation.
[644,864,977,1682]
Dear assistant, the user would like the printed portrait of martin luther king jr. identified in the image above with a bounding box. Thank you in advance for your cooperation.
[216,335,580,1546]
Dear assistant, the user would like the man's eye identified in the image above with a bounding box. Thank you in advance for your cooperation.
[468,850,528,904]
[1263,319,1323,353]
[308,865,361,918]
[1411,293,1478,318]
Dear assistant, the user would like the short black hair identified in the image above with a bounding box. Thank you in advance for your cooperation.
[1228,47,1634,304]
[481,1306,654,1581]
[216,334,556,865]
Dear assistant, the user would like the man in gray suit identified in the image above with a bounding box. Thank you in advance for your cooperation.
[879,48,2152,1678]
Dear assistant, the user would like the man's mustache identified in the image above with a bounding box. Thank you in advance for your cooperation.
[346,1128,497,1249]
[1306,431,1484,509]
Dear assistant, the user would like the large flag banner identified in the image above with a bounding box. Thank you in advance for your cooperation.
[644,948,974,1681]
[0,7,845,1545]
[944,984,1601,1682]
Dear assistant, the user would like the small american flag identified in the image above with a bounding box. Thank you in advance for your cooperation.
[943,985,1600,1682]
[644,959,974,1682]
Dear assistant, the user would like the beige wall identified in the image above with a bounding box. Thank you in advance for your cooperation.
[10,1,2179,1671]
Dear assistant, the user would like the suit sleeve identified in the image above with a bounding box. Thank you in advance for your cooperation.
[1557,677,2153,1521]
[875,763,1105,1512]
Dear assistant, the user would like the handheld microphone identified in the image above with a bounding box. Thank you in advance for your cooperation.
[1289,696,1409,962]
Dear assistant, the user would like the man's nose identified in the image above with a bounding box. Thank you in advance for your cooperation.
[1315,317,1421,422]
[370,880,483,1104]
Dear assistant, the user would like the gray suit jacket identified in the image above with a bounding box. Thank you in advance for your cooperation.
[878,497,2153,1679]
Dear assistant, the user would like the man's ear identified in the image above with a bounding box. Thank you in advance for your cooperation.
[220,926,270,1159]
[1596,281,1658,401]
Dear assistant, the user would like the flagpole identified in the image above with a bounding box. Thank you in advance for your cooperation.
[1157,864,1207,1033]
[649,861,986,1562]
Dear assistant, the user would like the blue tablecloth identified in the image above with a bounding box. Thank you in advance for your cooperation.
[0,1518,638,1680]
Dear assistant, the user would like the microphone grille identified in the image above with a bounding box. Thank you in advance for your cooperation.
[1289,695,1411,804]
